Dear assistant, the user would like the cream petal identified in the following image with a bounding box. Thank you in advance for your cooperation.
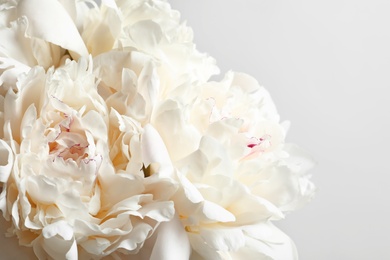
[251,164,314,212]
[141,124,174,178]
[81,237,111,255]
[0,186,8,219]
[188,233,224,260]
[200,228,246,252]
[4,66,45,143]
[153,100,201,161]
[201,200,235,223]
[30,36,62,69]
[37,222,78,260]
[17,0,88,59]
[130,20,163,47]
[101,0,119,10]
[240,222,298,260]
[177,172,203,204]
[137,59,159,118]
[42,220,73,240]
[20,103,36,140]
[41,234,78,260]
[0,56,30,90]
[137,200,174,222]
[25,175,59,205]
[57,0,77,24]
[0,139,13,182]
[93,50,132,92]
[82,5,121,56]
[11,198,19,228]
[88,184,101,216]
[112,221,153,253]
[82,110,108,142]
[228,193,285,224]
[0,17,36,66]
[99,174,145,210]
[149,214,191,260]
[56,189,91,222]
[73,216,130,238]
[143,174,178,201]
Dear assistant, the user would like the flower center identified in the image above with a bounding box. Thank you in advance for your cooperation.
[48,117,89,163]
[242,134,272,160]
[49,141,88,162]
[247,134,271,150]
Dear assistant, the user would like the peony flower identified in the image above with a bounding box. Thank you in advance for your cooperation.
[154,72,316,259]
[0,58,177,259]
[0,0,315,259]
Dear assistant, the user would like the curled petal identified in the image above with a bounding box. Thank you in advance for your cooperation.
[0,139,13,182]
[141,124,174,178]
[17,0,88,59]
[33,221,78,260]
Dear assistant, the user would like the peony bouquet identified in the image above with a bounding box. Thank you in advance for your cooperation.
[0,0,315,259]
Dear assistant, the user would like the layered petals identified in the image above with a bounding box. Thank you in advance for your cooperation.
[0,0,314,259]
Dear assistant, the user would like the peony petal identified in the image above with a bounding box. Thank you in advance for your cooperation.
[137,58,159,119]
[82,110,108,142]
[202,200,235,223]
[38,222,78,259]
[99,173,145,210]
[177,173,203,204]
[81,237,111,255]
[101,0,119,10]
[153,100,201,161]
[42,220,73,240]
[17,0,88,59]
[112,221,153,253]
[239,222,298,260]
[149,214,191,260]
[0,139,13,182]
[200,227,245,252]
[20,103,36,140]
[188,233,224,260]
[73,215,131,238]
[0,56,30,89]
[128,20,163,50]
[141,124,174,178]
[82,3,121,56]
[138,200,175,222]
[25,175,59,205]
[0,17,36,66]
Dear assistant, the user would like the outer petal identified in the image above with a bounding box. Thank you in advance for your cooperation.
[17,0,88,59]
[0,139,13,182]
[237,222,298,260]
[33,220,78,260]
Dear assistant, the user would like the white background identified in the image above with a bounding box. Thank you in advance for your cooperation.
[170,0,390,259]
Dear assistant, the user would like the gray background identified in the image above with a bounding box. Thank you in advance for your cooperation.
[169,0,390,259]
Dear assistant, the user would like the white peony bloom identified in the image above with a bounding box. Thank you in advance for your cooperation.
[154,72,316,259]
[0,0,315,259]
[0,58,177,259]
